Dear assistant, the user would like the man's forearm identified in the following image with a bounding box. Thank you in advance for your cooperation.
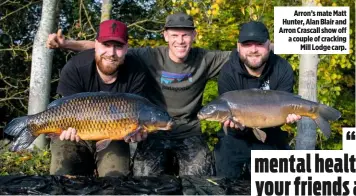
[63,40,95,52]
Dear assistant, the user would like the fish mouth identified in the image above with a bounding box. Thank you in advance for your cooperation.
[197,113,206,120]
[166,119,175,130]
[155,119,175,131]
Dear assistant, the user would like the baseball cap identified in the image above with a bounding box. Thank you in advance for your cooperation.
[96,19,128,44]
[238,21,269,43]
[164,12,195,29]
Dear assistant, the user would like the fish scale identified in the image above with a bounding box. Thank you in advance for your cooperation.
[4,92,174,152]
[59,98,140,140]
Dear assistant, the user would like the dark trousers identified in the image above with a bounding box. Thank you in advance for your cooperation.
[133,135,215,176]
[214,130,290,179]
[50,138,130,177]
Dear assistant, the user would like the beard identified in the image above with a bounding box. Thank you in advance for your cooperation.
[95,53,124,75]
[239,52,269,70]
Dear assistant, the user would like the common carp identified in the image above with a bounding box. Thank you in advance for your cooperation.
[197,89,341,142]
[4,92,174,152]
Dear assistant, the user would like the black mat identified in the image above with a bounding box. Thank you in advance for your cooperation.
[0,175,251,195]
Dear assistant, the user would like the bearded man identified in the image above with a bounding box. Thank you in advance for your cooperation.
[214,21,300,179]
[49,19,147,177]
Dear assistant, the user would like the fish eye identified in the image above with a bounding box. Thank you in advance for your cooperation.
[150,111,157,122]
[208,105,216,111]
[203,105,216,115]
[151,116,156,122]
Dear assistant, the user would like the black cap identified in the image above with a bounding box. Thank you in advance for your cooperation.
[238,21,269,43]
[164,12,195,29]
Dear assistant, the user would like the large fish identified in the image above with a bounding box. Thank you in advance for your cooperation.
[4,92,174,152]
[197,89,341,142]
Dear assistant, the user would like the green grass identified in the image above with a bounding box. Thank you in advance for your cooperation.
[0,139,51,175]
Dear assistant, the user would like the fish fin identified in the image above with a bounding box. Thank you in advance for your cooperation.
[231,117,245,130]
[47,92,152,109]
[252,88,303,98]
[317,104,342,121]
[96,139,112,152]
[314,117,331,138]
[4,116,36,151]
[47,96,68,109]
[47,92,108,109]
[124,126,143,141]
[222,117,234,135]
[252,128,267,143]
[313,104,341,139]
[222,116,241,135]
[223,126,228,135]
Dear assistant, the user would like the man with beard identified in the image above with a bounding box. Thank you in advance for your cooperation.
[50,19,147,177]
[46,14,300,177]
[214,21,301,179]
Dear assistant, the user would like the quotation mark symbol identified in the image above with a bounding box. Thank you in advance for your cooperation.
[346,131,355,140]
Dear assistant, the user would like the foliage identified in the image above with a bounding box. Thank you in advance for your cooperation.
[0,140,51,175]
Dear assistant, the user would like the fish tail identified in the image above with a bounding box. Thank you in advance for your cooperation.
[317,103,342,121]
[4,116,36,151]
[314,104,342,138]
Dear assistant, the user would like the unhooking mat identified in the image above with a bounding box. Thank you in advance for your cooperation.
[0,175,251,195]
